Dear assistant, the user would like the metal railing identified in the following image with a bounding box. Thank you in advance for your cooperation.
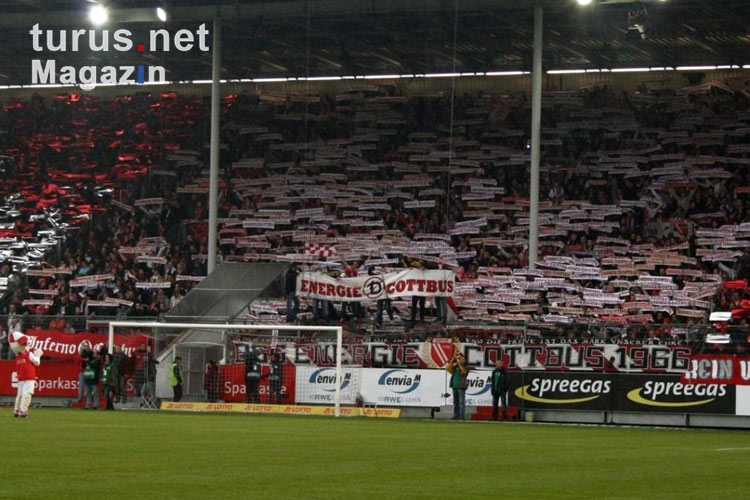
[3,314,745,355]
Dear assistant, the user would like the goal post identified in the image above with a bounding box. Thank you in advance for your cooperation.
[107,321,346,416]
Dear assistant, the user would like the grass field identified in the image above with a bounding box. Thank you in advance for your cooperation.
[2,408,749,500]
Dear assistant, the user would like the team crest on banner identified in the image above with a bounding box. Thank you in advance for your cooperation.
[418,337,457,368]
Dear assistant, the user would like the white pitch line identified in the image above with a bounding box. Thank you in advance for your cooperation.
[716,447,750,451]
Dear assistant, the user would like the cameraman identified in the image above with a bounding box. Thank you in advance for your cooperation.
[81,348,101,410]
[245,347,262,403]
[446,352,469,420]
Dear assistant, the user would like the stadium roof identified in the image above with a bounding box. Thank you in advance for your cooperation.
[0,0,747,86]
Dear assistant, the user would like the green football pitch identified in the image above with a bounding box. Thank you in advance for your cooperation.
[2,408,749,500]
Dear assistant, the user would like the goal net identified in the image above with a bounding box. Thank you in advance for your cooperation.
[106,321,352,416]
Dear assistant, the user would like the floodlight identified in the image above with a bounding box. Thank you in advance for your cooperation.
[577,0,593,6]
[89,4,109,26]
[156,7,168,22]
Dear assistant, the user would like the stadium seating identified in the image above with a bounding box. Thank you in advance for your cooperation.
[1,79,749,349]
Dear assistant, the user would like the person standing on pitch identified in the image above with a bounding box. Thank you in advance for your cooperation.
[491,358,510,421]
[112,345,128,403]
[101,353,119,410]
[446,352,469,420]
[14,336,43,418]
[203,360,221,402]
[81,347,101,409]
[268,352,284,404]
[245,347,262,403]
[170,356,185,402]
[132,342,148,402]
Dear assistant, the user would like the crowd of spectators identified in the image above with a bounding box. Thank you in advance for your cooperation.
[1,77,750,348]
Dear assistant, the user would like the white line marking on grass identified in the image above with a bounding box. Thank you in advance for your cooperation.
[716,447,750,451]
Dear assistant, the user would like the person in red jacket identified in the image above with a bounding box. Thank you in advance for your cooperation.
[14,335,44,418]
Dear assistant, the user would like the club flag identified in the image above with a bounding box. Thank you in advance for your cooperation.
[304,242,337,257]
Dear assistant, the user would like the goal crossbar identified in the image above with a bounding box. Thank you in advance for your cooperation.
[107,321,345,416]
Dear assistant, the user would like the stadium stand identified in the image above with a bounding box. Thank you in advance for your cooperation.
[1,77,750,352]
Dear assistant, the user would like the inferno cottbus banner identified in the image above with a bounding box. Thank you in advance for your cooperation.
[16,329,150,360]
[0,330,150,397]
